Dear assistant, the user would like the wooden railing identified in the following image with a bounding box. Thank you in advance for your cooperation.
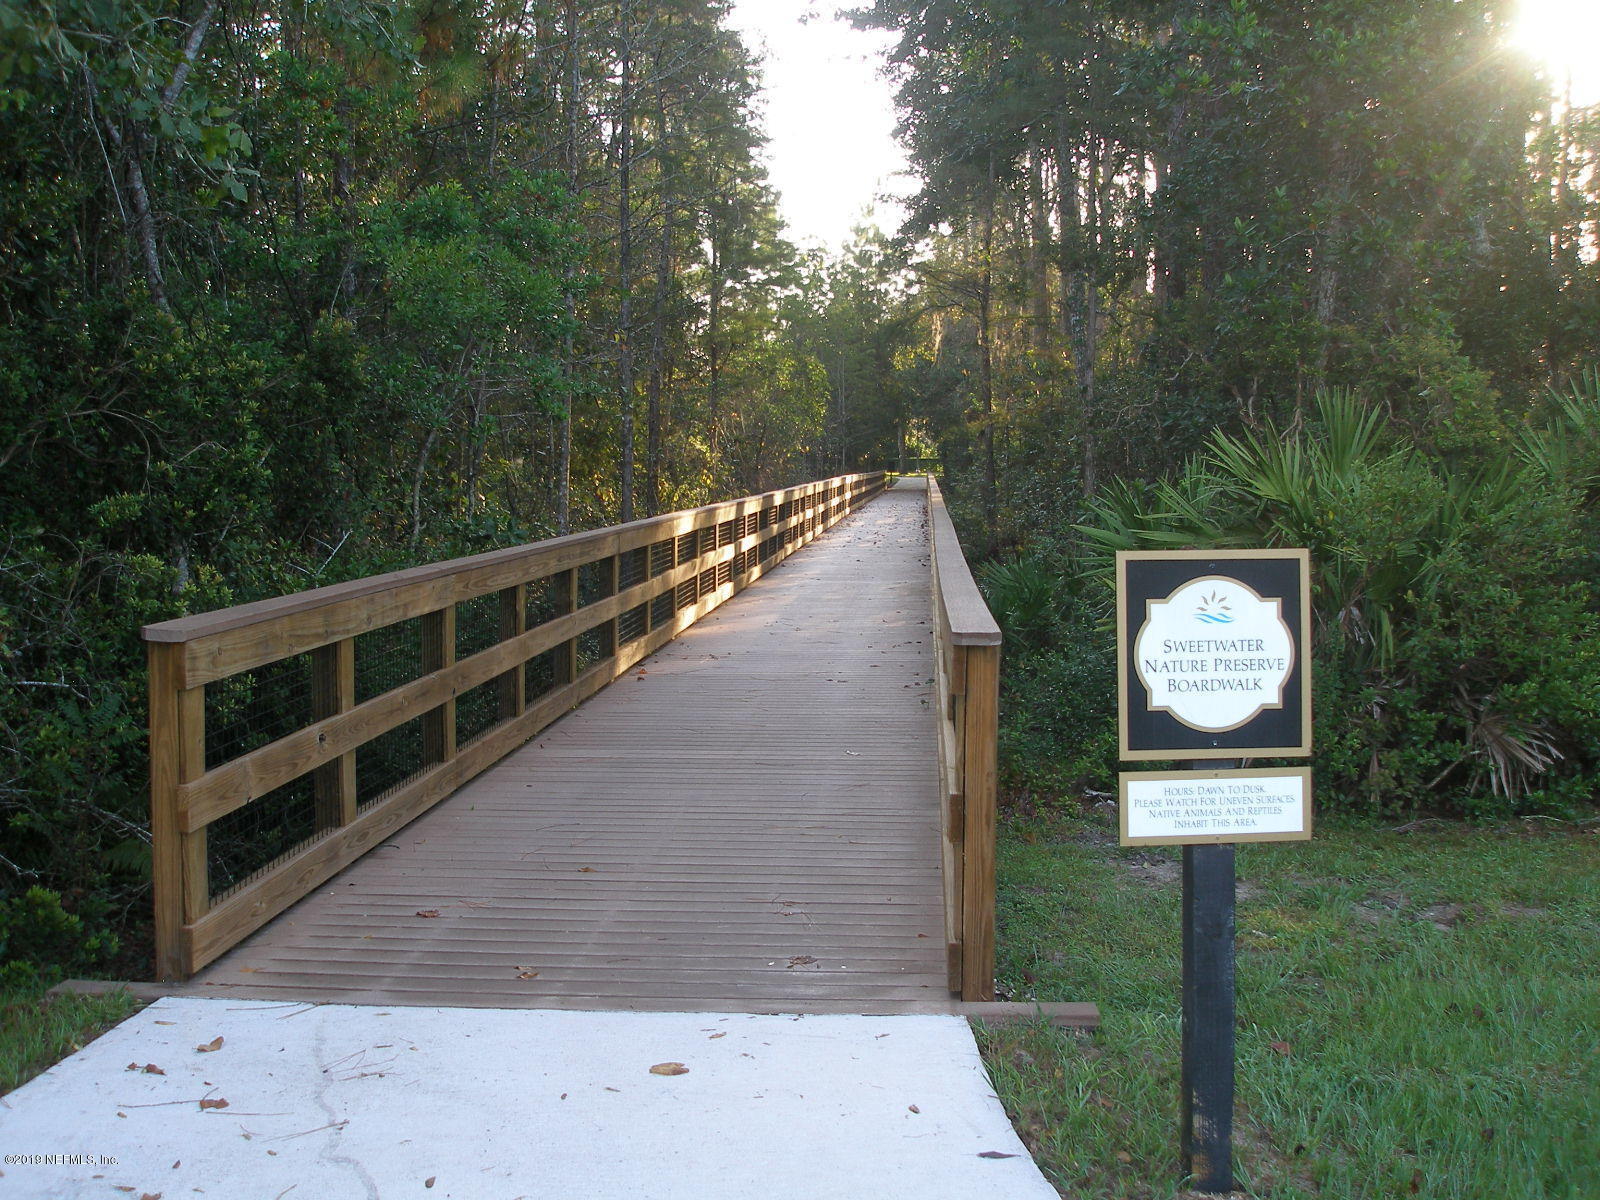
[927,477,1002,1002]
[144,472,888,980]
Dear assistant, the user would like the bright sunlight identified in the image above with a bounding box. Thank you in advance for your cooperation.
[1511,0,1600,105]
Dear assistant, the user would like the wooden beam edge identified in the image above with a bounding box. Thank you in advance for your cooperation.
[960,1001,1101,1028]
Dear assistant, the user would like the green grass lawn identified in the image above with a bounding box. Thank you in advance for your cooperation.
[977,804,1600,1199]
[0,979,143,1097]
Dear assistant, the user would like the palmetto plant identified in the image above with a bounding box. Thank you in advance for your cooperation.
[978,556,1061,654]
[1076,388,1595,807]
[1516,366,1600,500]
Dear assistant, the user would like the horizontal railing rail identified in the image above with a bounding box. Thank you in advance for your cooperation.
[145,472,888,980]
[926,477,1002,1001]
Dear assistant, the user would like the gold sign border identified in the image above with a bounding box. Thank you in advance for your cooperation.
[1118,766,1313,846]
[1117,549,1312,761]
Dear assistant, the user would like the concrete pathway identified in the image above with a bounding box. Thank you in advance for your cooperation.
[0,997,1059,1199]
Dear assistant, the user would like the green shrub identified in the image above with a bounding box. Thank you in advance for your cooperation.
[0,887,116,987]
[994,603,1120,794]
[1072,389,1600,816]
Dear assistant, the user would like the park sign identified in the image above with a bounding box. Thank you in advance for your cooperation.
[1119,766,1312,846]
[1112,548,1314,1194]
[1117,549,1311,761]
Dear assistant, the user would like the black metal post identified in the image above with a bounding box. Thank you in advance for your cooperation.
[1181,837,1236,1192]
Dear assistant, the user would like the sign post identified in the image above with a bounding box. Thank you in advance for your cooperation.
[1115,551,1312,1195]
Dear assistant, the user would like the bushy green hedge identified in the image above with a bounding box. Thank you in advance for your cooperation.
[984,388,1600,817]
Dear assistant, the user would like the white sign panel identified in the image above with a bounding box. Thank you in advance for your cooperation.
[1133,576,1295,732]
[1119,768,1312,845]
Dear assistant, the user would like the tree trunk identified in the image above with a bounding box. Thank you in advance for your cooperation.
[558,0,581,534]
[978,152,998,554]
[616,0,636,523]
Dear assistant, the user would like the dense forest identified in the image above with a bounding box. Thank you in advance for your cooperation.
[2,1,1598,981]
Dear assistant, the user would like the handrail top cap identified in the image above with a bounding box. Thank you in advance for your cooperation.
[142,472,885,644]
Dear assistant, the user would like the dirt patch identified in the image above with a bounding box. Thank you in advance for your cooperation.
[1352,890,1406,927]
[1119,852,1182,887]
[1417,902,1468,929]
[1501,901,1547,918]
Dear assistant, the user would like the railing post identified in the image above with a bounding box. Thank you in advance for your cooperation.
[554,568,579,684]
[420,606,457,765]
[606,554,621,657]
[312,638,357,831]
[149,642,207,981]
[499,583,527,721]
[958,642,1000,1001]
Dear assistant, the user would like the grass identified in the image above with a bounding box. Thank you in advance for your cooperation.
[0,977,144,1097]
[976,803,1600,1199]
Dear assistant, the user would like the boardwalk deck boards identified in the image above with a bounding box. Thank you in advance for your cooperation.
[189,487,954,1011]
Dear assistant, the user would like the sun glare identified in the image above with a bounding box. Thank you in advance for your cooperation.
[1511,0,1600,106]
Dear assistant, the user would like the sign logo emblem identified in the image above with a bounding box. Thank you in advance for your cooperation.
[1134,576,1294,732]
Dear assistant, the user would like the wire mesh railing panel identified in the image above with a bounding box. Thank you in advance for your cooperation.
[618,603,648,646]
[619,546,649,590]
[525,647,559,701]
[354,617,424,705]
[204,653,313,769]
[649,539,674,577]
[456,591,502,660]
[456,678,503,747]
[526,574,565,629]
[577,625,609,674]
[650,592,675,628]
[578,558,613,607]
[207,774,317,901]
[356,714,427,809]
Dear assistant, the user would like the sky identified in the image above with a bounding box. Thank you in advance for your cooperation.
[726,1,910,251]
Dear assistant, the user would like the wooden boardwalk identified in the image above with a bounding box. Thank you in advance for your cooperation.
[188,485,952,1012]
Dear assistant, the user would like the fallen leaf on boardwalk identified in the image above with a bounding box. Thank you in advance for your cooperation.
[238,967,259,973]
[787,955,818,968]
[977,1151,1019,1160]
[649,1062,689,1076]
[198,1097,229,1111]
[516,969,540,980]
[425,1178,436,1189]
[1268,1041,1292,1056]
[908,1105,920,1114]
[415,909,441,918]
[708,1032,726,1039]
[195,1037,224,1053]
[577,866,597,873]
[140,1193,162,1200]
[126,1062,165,1075]
[153,1021,175,1026]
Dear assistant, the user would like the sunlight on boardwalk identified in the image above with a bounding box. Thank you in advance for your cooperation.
[189,487,950,1011]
